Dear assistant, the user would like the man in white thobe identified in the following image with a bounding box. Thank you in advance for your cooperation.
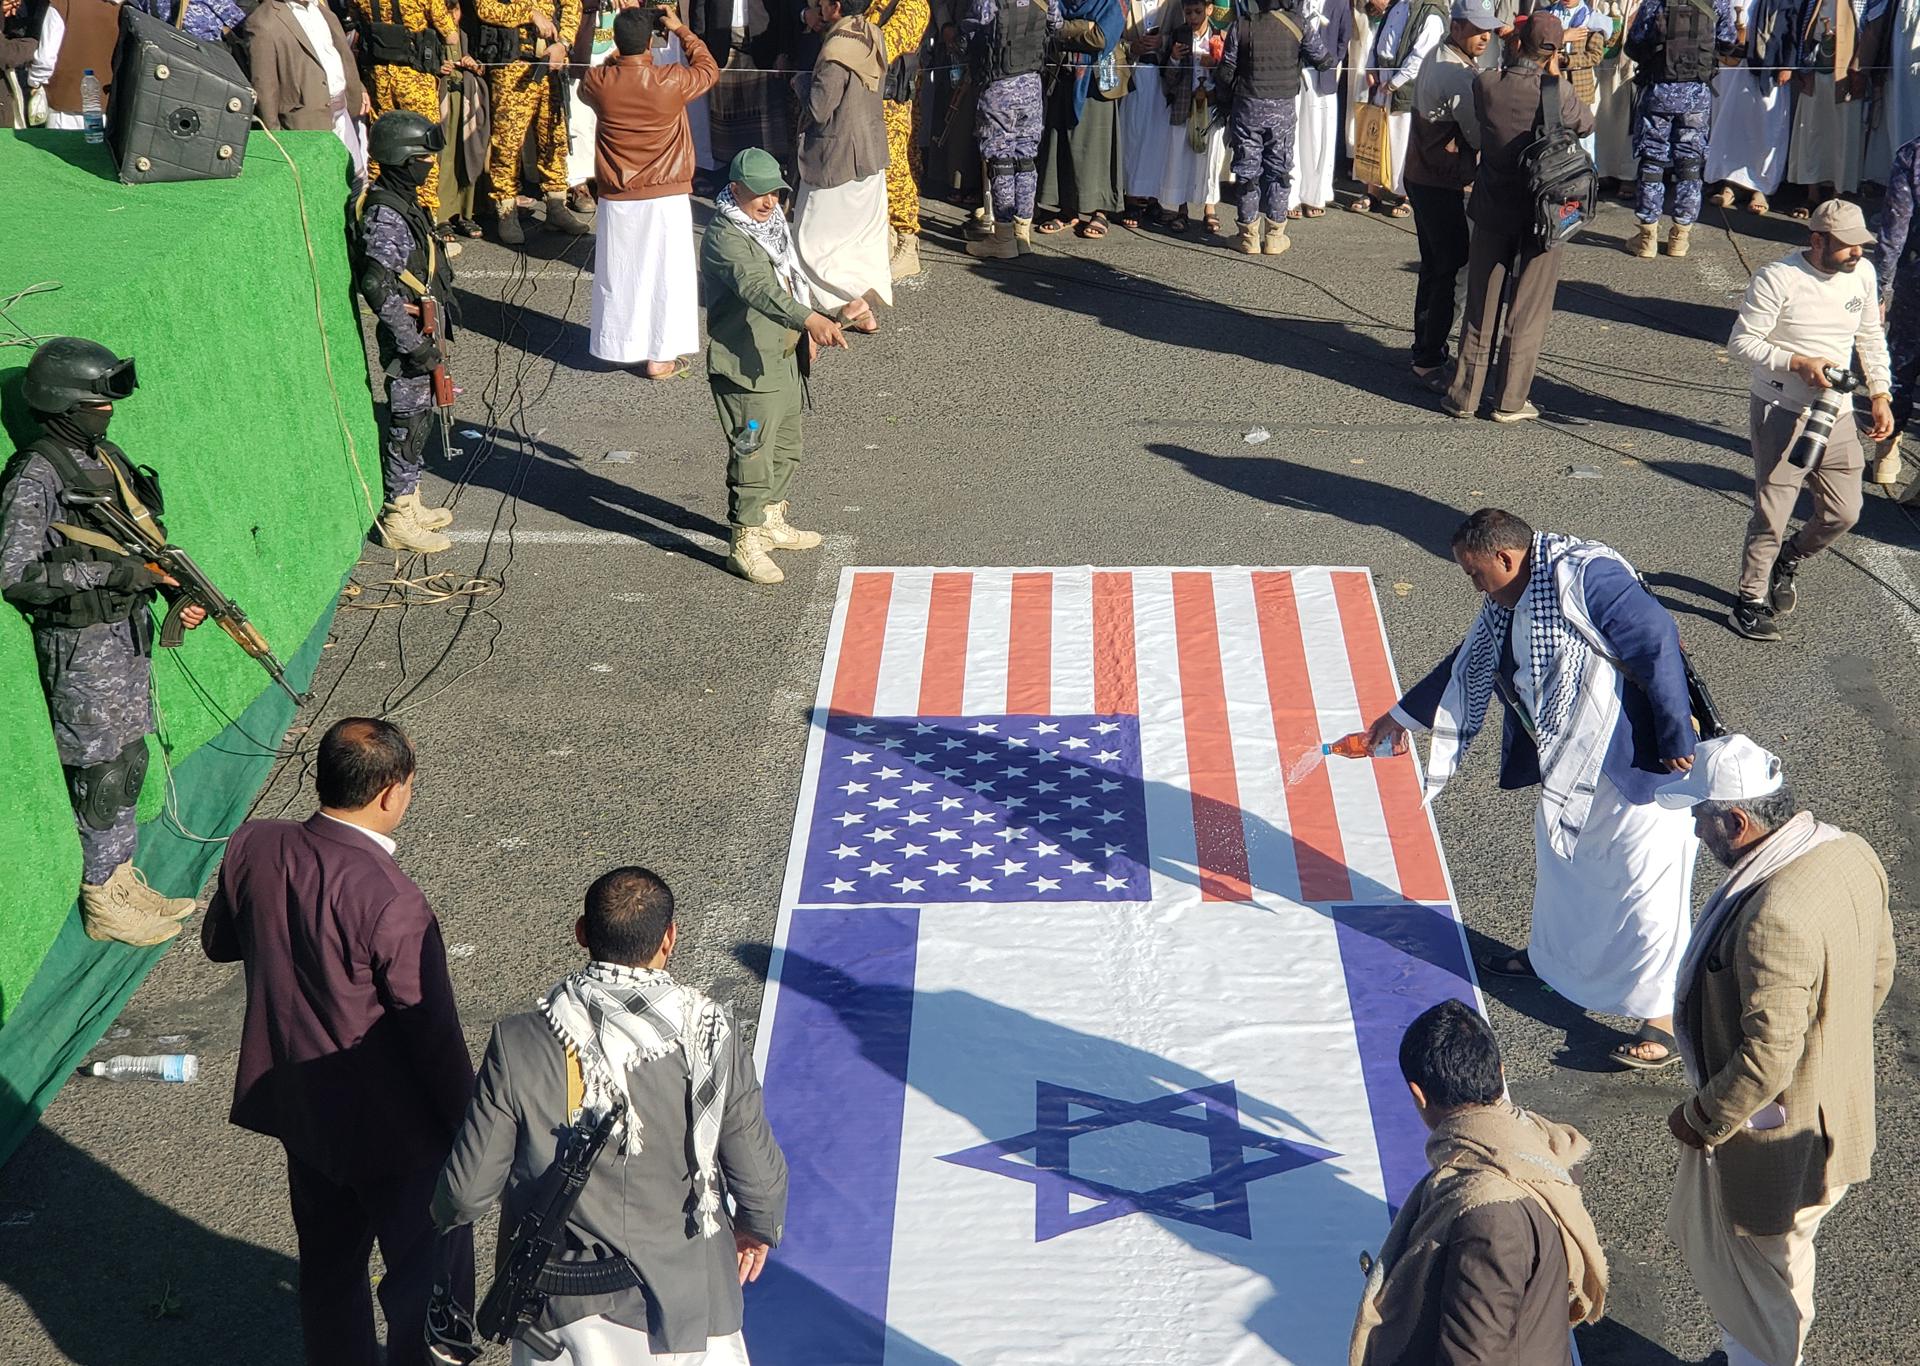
[1364,508,1701,1071]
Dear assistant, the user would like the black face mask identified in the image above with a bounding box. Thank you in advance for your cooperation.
[47,407,112,447]
[380,156,431,194]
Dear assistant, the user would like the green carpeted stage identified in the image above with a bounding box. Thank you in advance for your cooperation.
[0,129,380,1161]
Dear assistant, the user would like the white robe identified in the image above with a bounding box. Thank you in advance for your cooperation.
[511,1321,752,1366]
[589,194,701,364]
[1530,770,1697,1018]
[792,169,895,310]
[1787,72,1867,190]
[1291,0,1341,210]
[1707,70,1793,193]
[1121,67,1169,198]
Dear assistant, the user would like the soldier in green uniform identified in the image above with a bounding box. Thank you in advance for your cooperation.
[699,148,852,584]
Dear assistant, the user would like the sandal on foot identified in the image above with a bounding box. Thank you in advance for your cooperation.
[1164,211,1190,232]
[1478,949,1537,979]
[1383,199,1412,218]
[1037,216,1078,234]
[1287,207,1303,220]
[1203,212,1223,235]
[1611,1024,1684,1071]
[1348,195,1372,213]
[1788,204,1811,219]
[1077,212,1109,238]
[1748,193,1770,214]
[639,357,691,380]
[1302,204,1326,218]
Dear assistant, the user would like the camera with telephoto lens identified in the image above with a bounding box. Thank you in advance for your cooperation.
[1787,366,1863,470]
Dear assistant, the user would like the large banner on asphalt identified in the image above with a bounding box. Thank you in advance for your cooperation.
[744,567,1483,1365]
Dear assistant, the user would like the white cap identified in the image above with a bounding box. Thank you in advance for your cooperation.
[1654,734,1785,809]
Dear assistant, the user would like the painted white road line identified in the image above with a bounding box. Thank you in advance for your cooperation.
[442,526,728,551]
[1858,541,1920,659]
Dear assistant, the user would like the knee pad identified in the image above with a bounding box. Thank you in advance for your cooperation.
[1015,156,1037,175]
[1638,161,1667,182]
[400,410,433,464]
[987,157,1019,178]
[1674,159,1705,183]
[65,739,149,831]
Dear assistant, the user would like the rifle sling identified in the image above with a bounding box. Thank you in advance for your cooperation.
[49,521,130,554]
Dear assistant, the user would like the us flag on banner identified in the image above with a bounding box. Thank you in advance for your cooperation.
[746,568,1482,1366]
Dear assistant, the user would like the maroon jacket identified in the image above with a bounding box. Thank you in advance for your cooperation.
[202,814,474,1184]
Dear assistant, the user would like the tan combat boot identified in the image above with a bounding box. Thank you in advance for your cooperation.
[967,221,1019,260]
[1237,219,1262,254]
[80,863,188,947]
[891,231,923,280]
[727,525,785,583]
[412,493,455,531]
[1871,436,1904,486]
[376,494,453,555]
[1013,218,1034,255]
[1262,217,1291,255]
[763,501,823,550]
[1628,222,1657,258]
[1665,222,1691,257]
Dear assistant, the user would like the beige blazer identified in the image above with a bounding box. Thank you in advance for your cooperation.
[243,0,367,132]
[1680,833,1895,1236]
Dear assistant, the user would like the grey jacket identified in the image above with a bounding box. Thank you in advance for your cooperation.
[433,1009,788,1351]
[794,19,890,189]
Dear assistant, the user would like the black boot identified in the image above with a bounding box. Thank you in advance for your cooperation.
[1729,599,1782,641]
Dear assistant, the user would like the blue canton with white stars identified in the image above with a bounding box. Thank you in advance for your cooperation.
[801,715,1152,904]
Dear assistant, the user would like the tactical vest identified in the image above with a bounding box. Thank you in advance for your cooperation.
[363,0,446,73]
[1387,0,1446,112]
[976,0,1048,83]
[474,15,547,64]
[2,436,156,631]
[1236,10,1307,101]
[1659,0,1718,83]
[354,184,456,360]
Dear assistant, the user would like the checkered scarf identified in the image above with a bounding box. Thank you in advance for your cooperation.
[715,184,813,312]
[540,962,732,1236]
[1423,532,1628,859]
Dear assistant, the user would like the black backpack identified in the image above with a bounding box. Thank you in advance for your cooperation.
[1521,75,1596,249]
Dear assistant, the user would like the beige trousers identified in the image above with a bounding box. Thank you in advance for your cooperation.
[1670,1144,1847,1366]
[1738,395,1864,601]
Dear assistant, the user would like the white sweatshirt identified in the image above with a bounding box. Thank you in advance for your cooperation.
[1728,249,1893,411]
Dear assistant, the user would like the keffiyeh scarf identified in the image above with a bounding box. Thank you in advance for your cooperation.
[540,961,733,1236]
[1424,532,1628,859]
[716,183,813,311]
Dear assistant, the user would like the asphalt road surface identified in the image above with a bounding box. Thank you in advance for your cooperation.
[2,190,1916,1366]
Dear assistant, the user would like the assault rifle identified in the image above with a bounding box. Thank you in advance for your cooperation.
[477,1107,619,1361]
[61,490,307,706]
[417,293,457,462]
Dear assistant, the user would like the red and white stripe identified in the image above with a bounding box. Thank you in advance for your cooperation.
[799,567,1454,911]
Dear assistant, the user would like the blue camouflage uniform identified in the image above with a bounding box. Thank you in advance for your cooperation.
[1628,0,1737,226]
[1879,135,1920,438]
[128,0,246,41]
[1,436,163,883]
[360,201,439,500]
[1220,8,1335,224]
[967,0,1060,223]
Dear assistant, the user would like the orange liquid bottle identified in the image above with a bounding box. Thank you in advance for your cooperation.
[1325,731,1397,759]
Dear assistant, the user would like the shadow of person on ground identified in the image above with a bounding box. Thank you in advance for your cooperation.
[0,1079,299,1365]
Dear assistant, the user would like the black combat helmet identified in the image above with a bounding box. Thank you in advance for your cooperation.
[23,337,138,415]
[368,111,446,169]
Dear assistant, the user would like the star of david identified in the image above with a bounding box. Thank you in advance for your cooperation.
[938,1081,1337,1242]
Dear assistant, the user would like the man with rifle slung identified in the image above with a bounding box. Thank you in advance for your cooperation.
[1,336,208,946]
[430,867,788,1365]
[355,109,462,555]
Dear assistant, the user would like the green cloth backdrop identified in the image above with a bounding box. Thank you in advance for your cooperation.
[0,129,380,1157]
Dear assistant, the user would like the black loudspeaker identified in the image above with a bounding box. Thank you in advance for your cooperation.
[107,6,256,184]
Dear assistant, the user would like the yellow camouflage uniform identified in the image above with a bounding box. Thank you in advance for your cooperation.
[875,0,929,234]
[352,0,462,217]
[476,0,581,203]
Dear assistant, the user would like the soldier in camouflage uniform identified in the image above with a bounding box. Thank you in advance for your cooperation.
[475,0,589,244]
[350,0,467,227]
[356,111,463,553]
[0,338,205,946]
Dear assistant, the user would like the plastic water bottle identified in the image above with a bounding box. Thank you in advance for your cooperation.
[1324,731,1401,760]
[83,1054,200,1083]
[729,418,764,461]
[80,69,105,144]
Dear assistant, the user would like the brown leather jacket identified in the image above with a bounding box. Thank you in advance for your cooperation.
[578,34,721,201]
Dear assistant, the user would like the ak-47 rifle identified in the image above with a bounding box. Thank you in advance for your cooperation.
[417,293,457,462]
[58,479,307,707]
[477,1108,619,1361]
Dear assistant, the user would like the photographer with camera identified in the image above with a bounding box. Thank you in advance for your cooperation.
[1726,199,1895,641]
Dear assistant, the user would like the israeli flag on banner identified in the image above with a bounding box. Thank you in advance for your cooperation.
[745,568,1483,1365]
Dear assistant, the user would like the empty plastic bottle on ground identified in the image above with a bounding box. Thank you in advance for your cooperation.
[1325,731,1401,759]
[81,70,105,144]
[84,1054,200,1083]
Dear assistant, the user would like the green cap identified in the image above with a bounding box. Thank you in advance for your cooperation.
[727,148,790,195]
